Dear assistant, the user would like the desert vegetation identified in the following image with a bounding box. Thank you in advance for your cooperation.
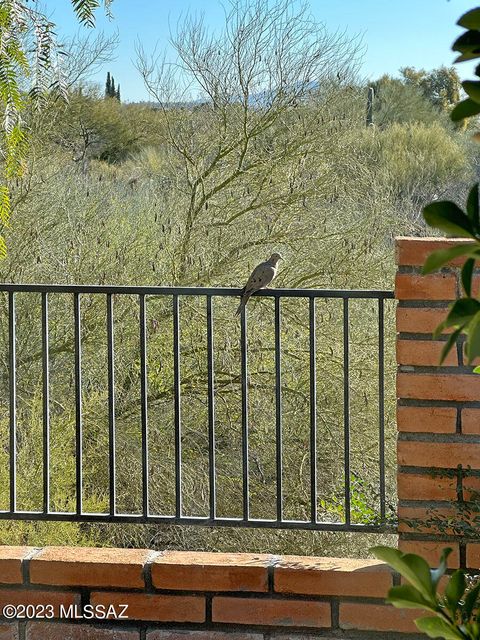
[0,0,476,557]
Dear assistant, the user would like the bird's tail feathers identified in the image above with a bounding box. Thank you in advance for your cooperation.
[236,289,252,316]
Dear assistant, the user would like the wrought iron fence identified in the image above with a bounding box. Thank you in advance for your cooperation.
[0,283,395,532]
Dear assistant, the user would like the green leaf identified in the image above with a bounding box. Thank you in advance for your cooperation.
[440,328,462,364]
[445,570,466,616]
[387,585,438,612]
[473,365,480,373]
[415,616,465,640]
[422,245,477,275]
[464,81,480,104]
[467,184,480,230]
[453,30,480,54]
[423,201,476,238]
[462,259,476,297]
[465,581,480,618]
[466,312,480,364]
[371,547,436,602]
[458,8,480,30]
[431,548,452,590]
[455,52,480,63]
[451,98,480,122]
[444,298,480,328]
[70,0,101,27]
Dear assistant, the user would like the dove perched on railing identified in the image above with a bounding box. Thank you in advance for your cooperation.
[236,253,283,315]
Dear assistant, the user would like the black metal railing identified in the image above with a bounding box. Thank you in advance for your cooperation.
[0,283,395,532]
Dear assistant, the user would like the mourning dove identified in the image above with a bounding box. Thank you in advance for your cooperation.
[236,253,283,315]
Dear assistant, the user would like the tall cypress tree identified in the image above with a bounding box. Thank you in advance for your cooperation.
[105,72,111,98]
[110,76,116,98]
[116,84,121,102]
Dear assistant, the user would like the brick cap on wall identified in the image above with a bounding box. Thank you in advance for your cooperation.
[0,546,393,594]
[396,236,475,266]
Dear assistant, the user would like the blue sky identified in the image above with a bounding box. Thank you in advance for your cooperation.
[46,0,477,102]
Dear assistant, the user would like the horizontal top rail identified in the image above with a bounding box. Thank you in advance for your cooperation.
[0,283,394,298]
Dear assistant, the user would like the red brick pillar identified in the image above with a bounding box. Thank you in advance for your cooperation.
[396,237,480,569]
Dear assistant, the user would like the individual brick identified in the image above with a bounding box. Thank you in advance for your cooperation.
[397,505,462,535]
[397,440,480,469]
[29,547,151,589]
[339,602,422,633]
[212,597,330,628]
[0,547,34,584]
[461,409,480,434]
[397,373,480,402]
[26,622,138,640]
[397,472,457,501]
[396,307,452,334]
[395,237,474,267]
[461,475,480,501]
[0,589,79,617]
[273,556,392,598]
[395,273,456,301]
[0,624,17,640]
[151,552,269,592]
[396,339,457,366]
[466,543,480,568]
[397,406,457,433]
[398,540,460,568]
[90,592,205,623]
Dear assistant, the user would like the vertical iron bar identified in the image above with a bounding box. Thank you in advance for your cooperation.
[42,293,50,514]
[275,297,282,522]
[74,293,83,515]
[139,294,149,517]
[206,296,216,520]
[378,297,386,521]
[240,306,249,521]
[343,297,351,526]
[309,297,317,523]
[173,294,182,518]
[107,294,116,516]
[8,292,16,513]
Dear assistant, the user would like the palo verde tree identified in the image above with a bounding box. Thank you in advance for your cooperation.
[137,0,362,283]
[0,0,113,258]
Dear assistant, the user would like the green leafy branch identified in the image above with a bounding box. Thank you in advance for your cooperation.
[422,186,480,367]
[422,7,480,367]
[0,0,113,258]
[372,546,480,640]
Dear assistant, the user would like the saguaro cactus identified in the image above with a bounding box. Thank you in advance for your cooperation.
[366,86,374,127]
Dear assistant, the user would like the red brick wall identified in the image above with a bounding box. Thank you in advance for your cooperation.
[0,546,424,638]
[396,236,480,568]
